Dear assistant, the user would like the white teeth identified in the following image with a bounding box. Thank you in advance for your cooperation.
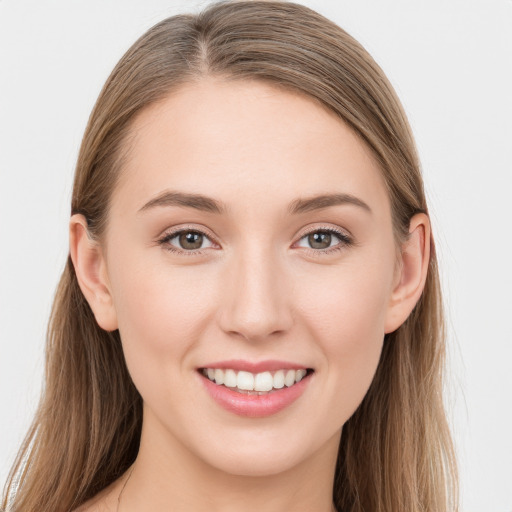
[237,371,255,391]
[214,368,224,385]
[284,369,296,387]
[273,370,285,389]
[202,367,310,391]
[224,369,237,388]
[254,371,273,392]
[295,369,307,382]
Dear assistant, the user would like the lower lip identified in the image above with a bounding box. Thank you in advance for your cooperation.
[198,371,313,418]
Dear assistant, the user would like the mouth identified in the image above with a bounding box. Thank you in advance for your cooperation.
[198,367,315,395]
[196,359,315,417]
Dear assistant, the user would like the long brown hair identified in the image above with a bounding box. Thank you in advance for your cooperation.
[2,1,458,511]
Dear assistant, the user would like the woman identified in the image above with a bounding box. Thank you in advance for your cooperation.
[1,1,459,511]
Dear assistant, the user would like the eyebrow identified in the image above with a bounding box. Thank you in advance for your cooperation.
[139,191,225,214]
[287,193,372,215]
[138,190,372,215]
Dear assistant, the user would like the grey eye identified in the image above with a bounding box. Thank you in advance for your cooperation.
[308,231,333,249]
[296,230,343,250]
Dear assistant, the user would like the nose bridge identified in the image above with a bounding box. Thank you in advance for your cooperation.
[219,242,292,341]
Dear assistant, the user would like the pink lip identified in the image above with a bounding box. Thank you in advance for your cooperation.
[196,360,314,418]
[198,359,310,373]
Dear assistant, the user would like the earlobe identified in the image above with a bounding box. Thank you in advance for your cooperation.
[384,213,431,334]
[69,214,118,331]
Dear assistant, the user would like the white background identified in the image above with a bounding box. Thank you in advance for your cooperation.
[0,1,511,511]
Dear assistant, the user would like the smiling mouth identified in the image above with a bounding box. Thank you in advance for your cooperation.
[199,367,315,395]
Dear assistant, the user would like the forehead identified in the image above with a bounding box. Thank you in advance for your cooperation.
[112,77,390,218]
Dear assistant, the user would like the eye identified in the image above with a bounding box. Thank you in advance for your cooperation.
[158,228,216,254]
[295,227,352,254]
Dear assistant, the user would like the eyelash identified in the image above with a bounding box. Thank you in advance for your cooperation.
[157,226,353,257]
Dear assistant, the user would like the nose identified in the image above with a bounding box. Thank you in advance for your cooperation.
[217,246,293,342]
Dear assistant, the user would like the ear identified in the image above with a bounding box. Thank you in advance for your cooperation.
[384,213,431,334]
[69,214,118,331]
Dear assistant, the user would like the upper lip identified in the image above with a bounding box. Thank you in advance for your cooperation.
[198,359,311,373]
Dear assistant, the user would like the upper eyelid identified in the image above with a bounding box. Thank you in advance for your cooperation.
[160,224,217,241]
[159,224,350,239]
[295,224,351,240]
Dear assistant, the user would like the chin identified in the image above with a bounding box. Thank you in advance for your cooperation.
[191,428,326,478]
[204,449,304,477]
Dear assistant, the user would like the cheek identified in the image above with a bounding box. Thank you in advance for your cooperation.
[106,248,217,389]
[295,253,394,413]
[298,255,393,348]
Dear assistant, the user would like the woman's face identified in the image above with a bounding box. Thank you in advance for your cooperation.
[101,78,400,476]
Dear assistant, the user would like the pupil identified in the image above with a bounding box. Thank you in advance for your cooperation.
[180,232,202,249]
[309,231,331,249]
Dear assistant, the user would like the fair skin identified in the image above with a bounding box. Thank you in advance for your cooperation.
[71,78,430,512]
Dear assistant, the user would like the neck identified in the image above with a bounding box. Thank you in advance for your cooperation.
[119,410,341,512]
